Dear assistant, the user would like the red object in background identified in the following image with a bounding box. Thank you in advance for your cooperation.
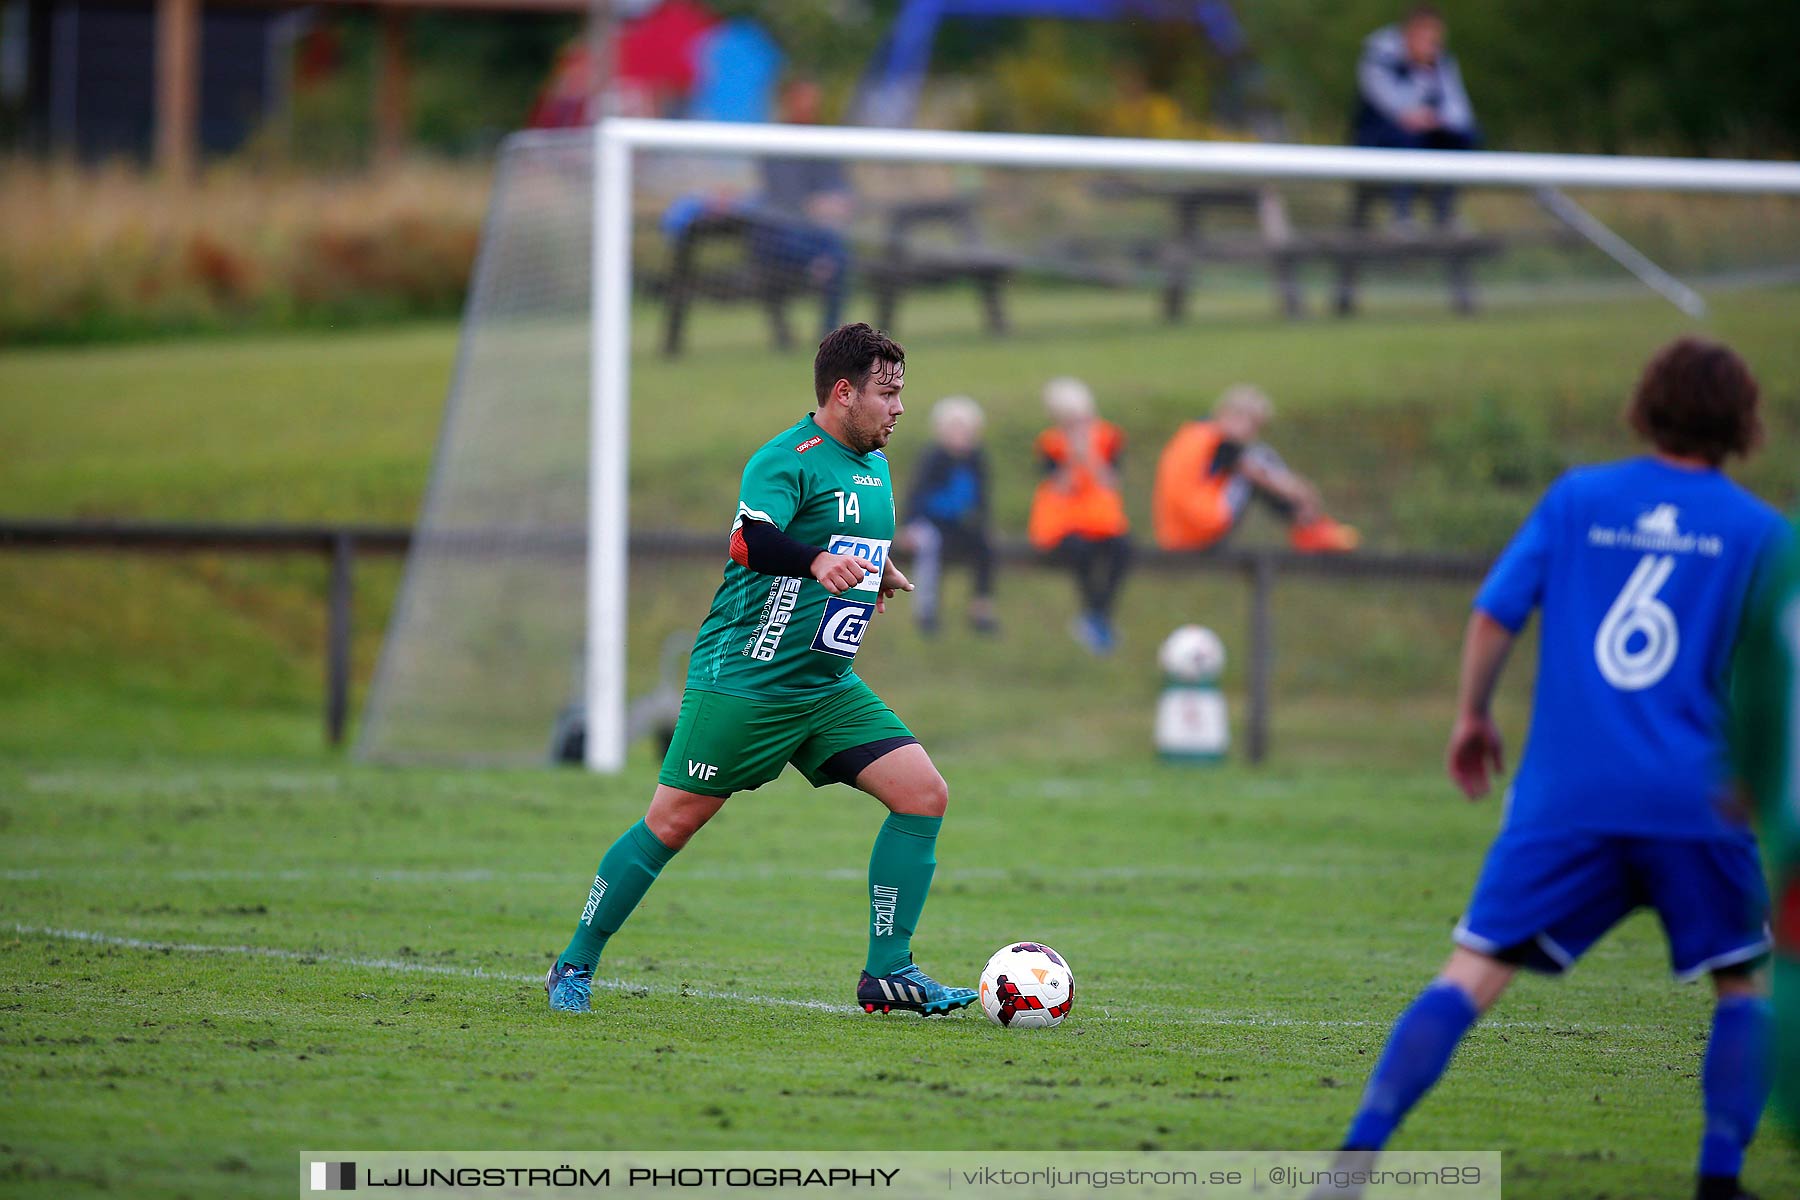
[528,0,719,128]
[529,45,598,128]
[295,24,344,90]
[617,0,717,93]
[1777,872,1800,953]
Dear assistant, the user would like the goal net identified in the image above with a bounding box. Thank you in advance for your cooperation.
[356,120,1800,770]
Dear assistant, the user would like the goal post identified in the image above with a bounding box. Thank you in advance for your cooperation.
[587,123,634,771]
[601,118,1800,191]
[355,116,1800,772]
[581,118,1800,771]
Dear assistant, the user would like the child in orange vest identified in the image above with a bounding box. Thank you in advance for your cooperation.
[1153,385,1359,554]
[1029,377,1132,654]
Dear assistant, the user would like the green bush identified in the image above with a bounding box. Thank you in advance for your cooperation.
[0,161,486,345]
[1392,394,1566,548]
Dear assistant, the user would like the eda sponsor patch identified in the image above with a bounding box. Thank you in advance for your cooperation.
[811,596,875,658]
[827,535,891,593]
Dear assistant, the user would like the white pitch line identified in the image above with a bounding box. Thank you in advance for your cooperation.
[1,860,1373,886]
[9,924,1665,1035]
[10,923,859,1015]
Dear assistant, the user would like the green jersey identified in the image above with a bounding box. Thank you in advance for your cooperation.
[1733,516,1799,1126]
[1734,517,1800,856]
[1735,518,1800,863]
[687,413,896,699]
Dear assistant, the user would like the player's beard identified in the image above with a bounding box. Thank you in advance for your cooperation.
[848,398,896,453]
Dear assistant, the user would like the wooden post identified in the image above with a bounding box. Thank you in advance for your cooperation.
[154,0,200,180]
[374,6,410,168]
[326,533,355,747]
[1246,552,1275,764]
[587,0,615,119]
[1162,195,1200,322]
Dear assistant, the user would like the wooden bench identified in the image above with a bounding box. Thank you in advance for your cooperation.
[1093,181,1266,319]
[1307,228,1504,316]
[659,199,1018,354]
[868,198,1018,337]
[1102,178,1510,319]
[658,210,824,358]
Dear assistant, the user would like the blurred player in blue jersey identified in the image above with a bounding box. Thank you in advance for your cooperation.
[1331,338,1789,1200]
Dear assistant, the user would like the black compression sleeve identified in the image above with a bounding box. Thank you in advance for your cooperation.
[735,519,827,578]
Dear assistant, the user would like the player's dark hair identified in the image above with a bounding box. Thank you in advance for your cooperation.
[1405,3,1443,24]
[814,323,905,405]
[1626,336,1762,466]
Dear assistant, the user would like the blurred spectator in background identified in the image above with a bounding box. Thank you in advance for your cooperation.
[754,78,855,335]
[1351,4,1479,230]
[901,396,997,637]
[1029,377,1132,655]
[531,0,717,125]
[1153,385,1360,554]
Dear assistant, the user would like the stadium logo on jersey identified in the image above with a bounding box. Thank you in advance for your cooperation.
[812,596,875,657]
[746,576,803,661]
[1637,504,1680,537]
[795,435,824,454]
[827,536,891,593]
[871,884,899,937]
[851,474,883,487]
[580,873,609,925]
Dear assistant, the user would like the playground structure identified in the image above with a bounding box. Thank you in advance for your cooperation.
[853,0,1253,128]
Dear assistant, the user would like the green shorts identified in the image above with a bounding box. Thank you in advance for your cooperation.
[657,679,916,798]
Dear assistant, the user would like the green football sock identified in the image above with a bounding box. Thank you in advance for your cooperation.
[864,812,941,976]
[559,819,676,973]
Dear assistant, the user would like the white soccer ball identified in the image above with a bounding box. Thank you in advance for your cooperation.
[1158,624,1226,682]
[978,942,1075,1029]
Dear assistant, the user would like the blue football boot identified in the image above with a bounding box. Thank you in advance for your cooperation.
[545,960,593,1014]
[857,958,978,1016]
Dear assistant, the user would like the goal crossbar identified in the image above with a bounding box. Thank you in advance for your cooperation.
[582,119,1800,770]
[607,119,1800,193]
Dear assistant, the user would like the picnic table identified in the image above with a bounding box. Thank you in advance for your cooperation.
[658,197,1020,356]
[1098,178,1511,318]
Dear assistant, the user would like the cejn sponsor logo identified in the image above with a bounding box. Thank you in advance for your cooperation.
[827,535,891,593]
[746,576,803,661]
[795,435,824,454]
[811,596,875,658]
[871,884,899,937]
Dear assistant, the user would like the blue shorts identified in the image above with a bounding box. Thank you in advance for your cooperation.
[1454,831,1770,981]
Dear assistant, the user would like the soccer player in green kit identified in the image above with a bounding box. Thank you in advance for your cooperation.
[545,323,979,1017]
[1734,516,1800,1135]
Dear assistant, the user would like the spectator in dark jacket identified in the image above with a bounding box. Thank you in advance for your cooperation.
[901,396,997,637]
[753,78,854,334]
[1352,5,1479,229]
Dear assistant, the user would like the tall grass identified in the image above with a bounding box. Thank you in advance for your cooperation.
[0,159,490,344]
[6,152,1798,347]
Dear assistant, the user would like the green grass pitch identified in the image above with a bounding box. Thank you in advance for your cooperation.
[5,756,1798,1198]
[3,285,1799,1197]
